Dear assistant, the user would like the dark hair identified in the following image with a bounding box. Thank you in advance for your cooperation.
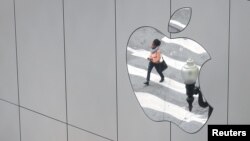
[153,39,161,47]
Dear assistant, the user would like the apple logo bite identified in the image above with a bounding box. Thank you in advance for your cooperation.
[126,7,213,133]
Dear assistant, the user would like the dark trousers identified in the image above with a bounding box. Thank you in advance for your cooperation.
[146,61,164,82]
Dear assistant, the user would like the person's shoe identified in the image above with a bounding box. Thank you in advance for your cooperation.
[159,78,164,83]
[144,81,149,86]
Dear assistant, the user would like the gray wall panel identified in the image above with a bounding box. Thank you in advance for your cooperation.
[117,0,171,141]
[68,126,110,141]
[171,0,229,141]
[20,108,67,141]
[15,0,66,121]
[0,0,18,104]
[64,0,117,139]
[0,101,20,141]
[229,0,250,124]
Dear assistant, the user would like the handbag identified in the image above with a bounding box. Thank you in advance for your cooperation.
[158,57,168,72]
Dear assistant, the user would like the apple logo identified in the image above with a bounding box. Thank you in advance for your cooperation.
[126,7,213,133]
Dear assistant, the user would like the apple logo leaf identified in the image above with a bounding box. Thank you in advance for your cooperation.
[126,7,213,133]
[168,7,192,33]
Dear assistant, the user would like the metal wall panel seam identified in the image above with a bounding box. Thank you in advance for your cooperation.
[227,0,231,125]
[114,0,119,141]
[170,0,172,141]
[62,0,69,140]
[13,0,22,140]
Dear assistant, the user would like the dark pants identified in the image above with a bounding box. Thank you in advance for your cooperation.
[146,61,164,82]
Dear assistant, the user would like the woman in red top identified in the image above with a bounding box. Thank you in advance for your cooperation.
[144,39,165,85]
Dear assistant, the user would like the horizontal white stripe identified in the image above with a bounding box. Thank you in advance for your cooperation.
[127,47,189,70]
[136,92,207,124]
[161,37,207,54]
[128,64,186,94]
[169,20,186,29]
[128,47,201,70]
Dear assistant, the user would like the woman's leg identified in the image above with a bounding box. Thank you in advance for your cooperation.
[155,64,165,82]
[146,62,154,82]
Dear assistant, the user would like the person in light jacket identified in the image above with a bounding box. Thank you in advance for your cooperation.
[144,39,164,86]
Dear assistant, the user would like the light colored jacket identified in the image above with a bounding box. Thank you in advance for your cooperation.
[149,49,161,63]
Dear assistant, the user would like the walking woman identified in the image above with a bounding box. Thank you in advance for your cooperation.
[144,39,165,85]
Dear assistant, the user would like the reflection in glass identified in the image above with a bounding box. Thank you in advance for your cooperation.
[168,7,192,33]
[127,26,213,133]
